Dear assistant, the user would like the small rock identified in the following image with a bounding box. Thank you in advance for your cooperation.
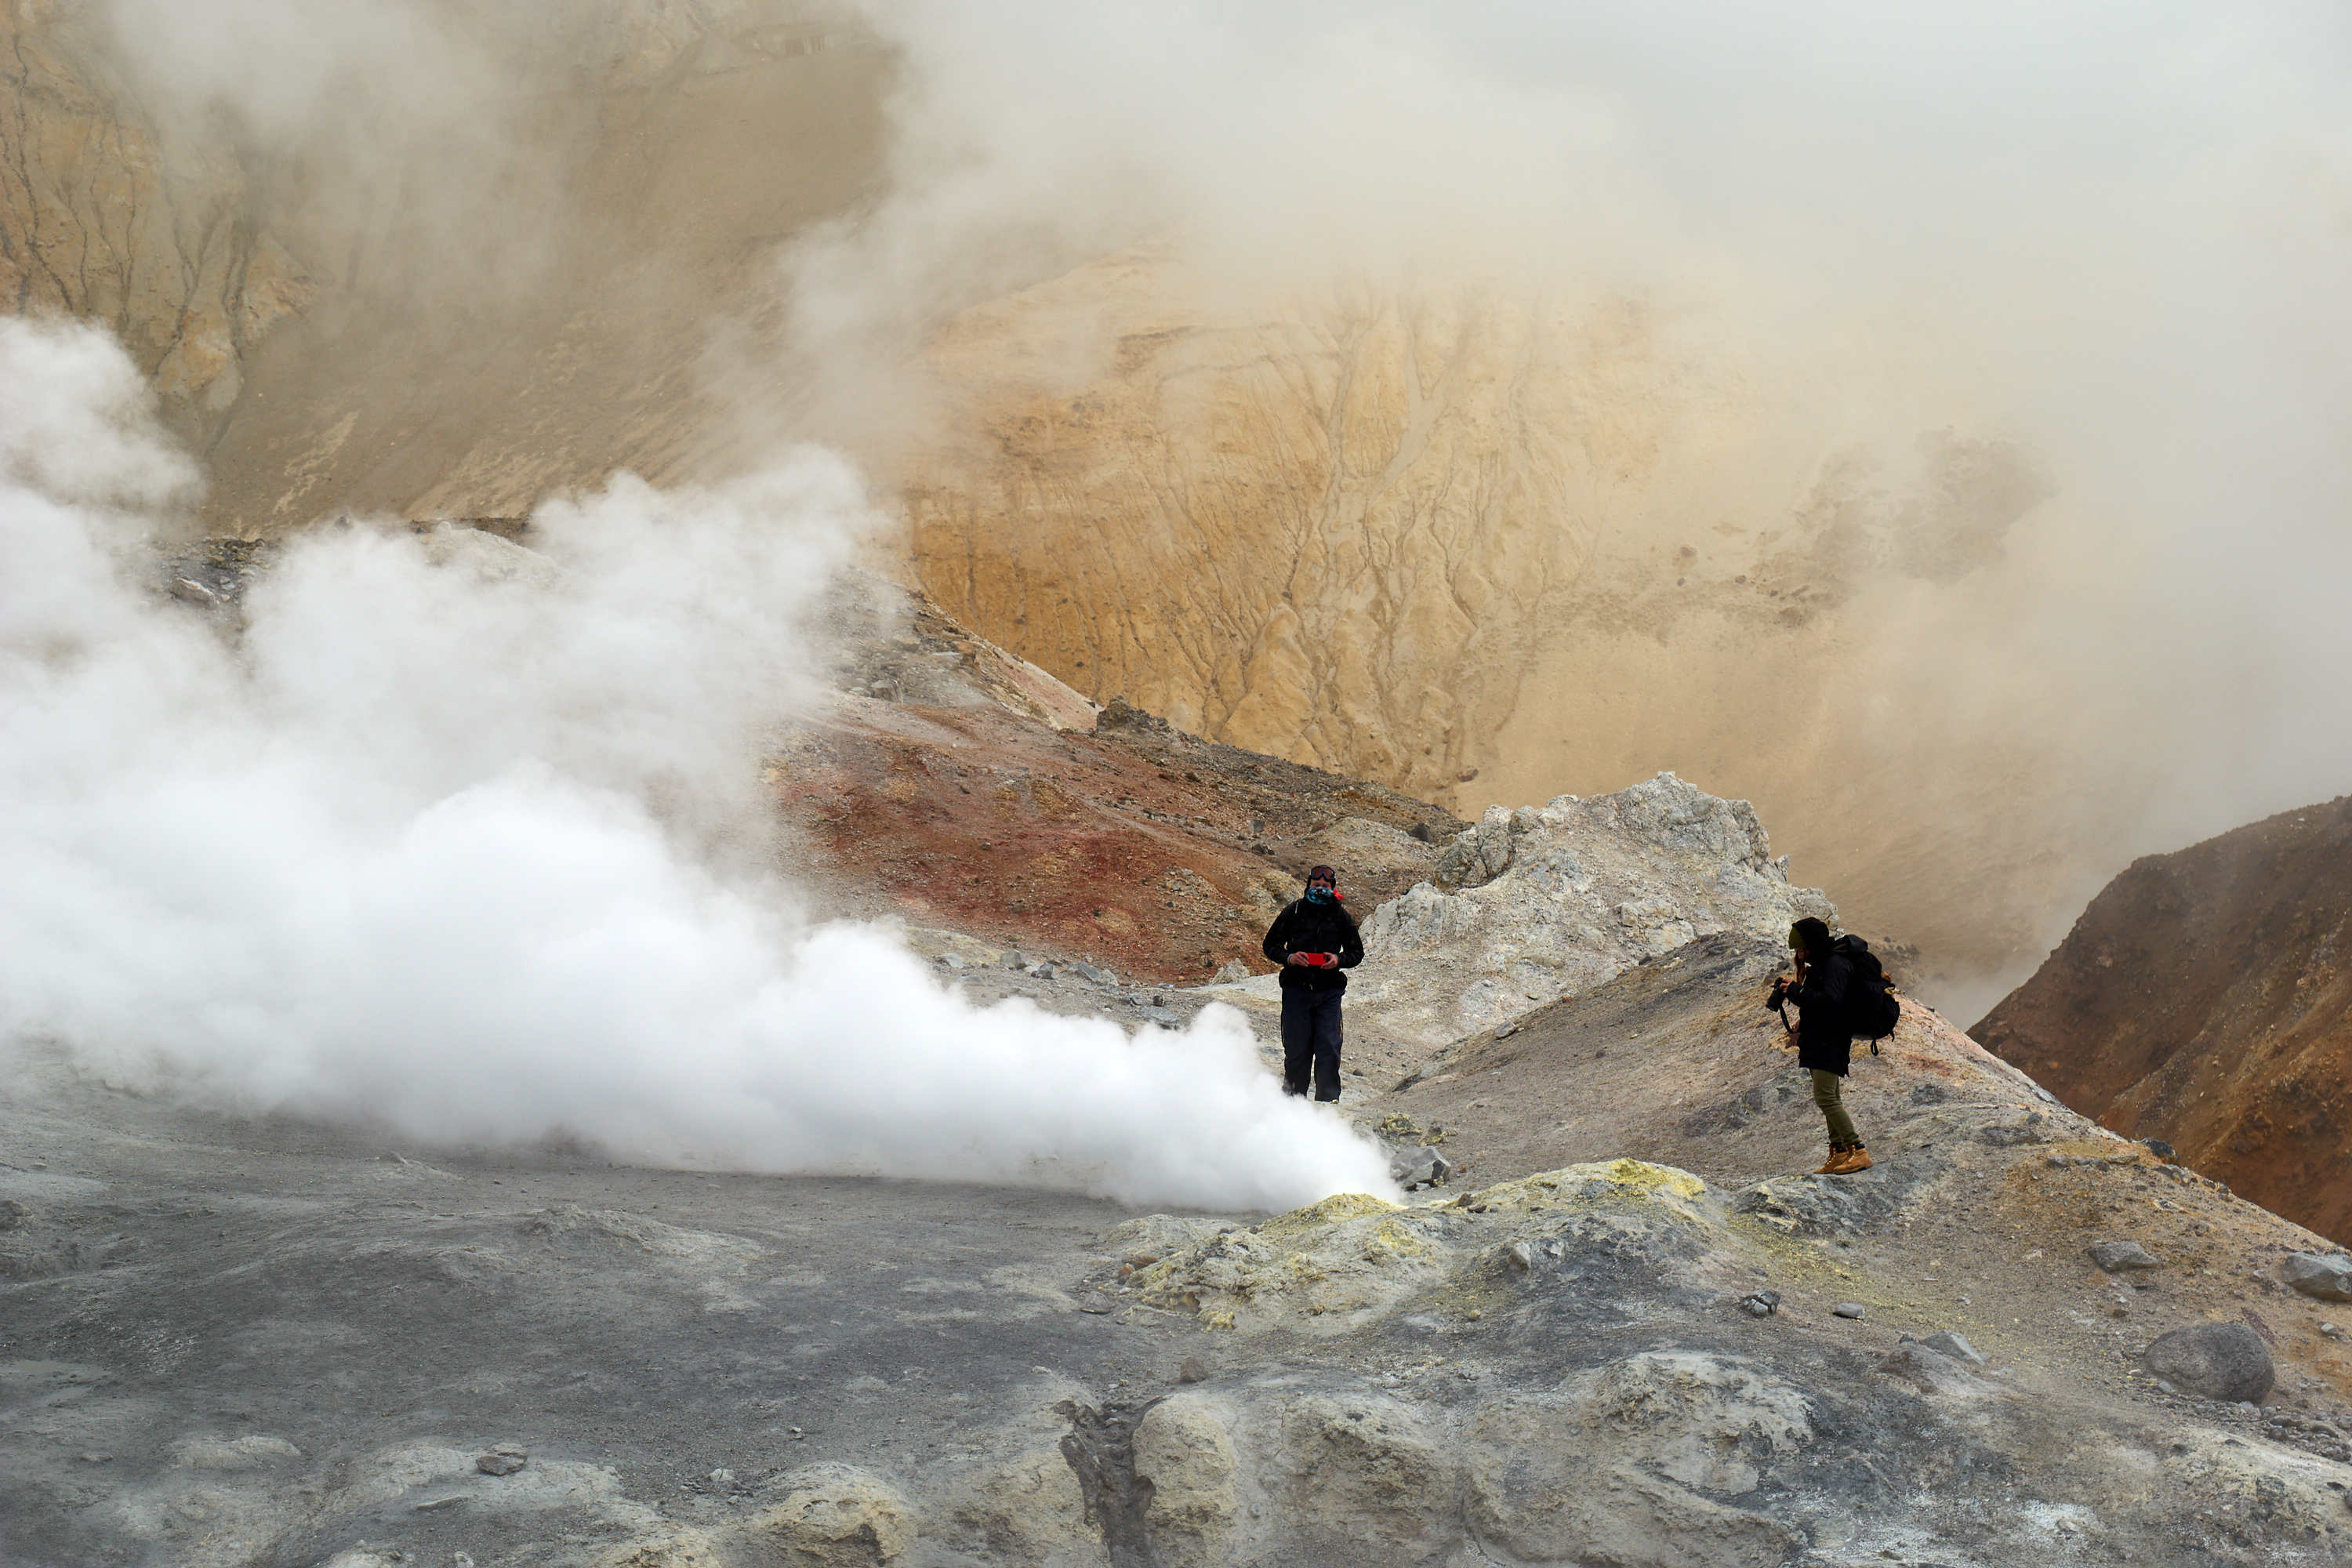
[2142,1323,2275,1404]
[710,1468,735,1489]
[1068,960,1113,985]
[1501,1241,1534,1273]
[476,1452,526,1476]
[1833,1303,1867,1319]
[2089,1240,2162,1272]
[1177,1357,1208,1384]
[1139,1006,1181,1029]
[1392,1149,1454,1188]
[1208,959,1251,984]
[2142,1137,2176,1160]
[1921,1331,1987,1364]
[2280,1252,2352,1302]
[1908,1083,1951,1105]
[998,949,1029,971]
[1738,1291,1780,1318]
[1879,1341,1972,1393]
[1028,961,1059,981]
[169,575,218,604]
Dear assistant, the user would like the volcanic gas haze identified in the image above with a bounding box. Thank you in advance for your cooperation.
[11,1,2352,1015]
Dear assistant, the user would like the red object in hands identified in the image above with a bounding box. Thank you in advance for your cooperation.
[1298,952,1333,967]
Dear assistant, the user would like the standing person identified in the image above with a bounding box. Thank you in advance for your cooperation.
[1771,916,1872,1174]
[1261,864,1363,1102]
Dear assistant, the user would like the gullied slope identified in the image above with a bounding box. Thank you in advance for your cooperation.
[2,2,887,525]
[0,6,316,415]
[1973,797,2352,1245]
[902,245,2069,1003]
[906,252,1655,804]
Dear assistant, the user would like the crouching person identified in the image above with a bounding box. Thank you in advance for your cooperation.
[1261,864,1363,1102]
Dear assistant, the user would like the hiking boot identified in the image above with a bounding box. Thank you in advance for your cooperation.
[1833,1146,1871,1174]
[1811,1149,1849,1175]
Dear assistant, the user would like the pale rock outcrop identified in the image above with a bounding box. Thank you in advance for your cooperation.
[1129,1396,1240,1568]
[939,1445,1095,1566]
[1269,1394,1454,1563]
[741,1464,914,1566]
[1462,1355,1813,1567]
[1351,772,1835,1044]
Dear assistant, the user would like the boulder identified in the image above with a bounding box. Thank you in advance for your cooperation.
[2141,1324,2274,1405]
[2280,1252,2352,1302]
[1352,775,1835,1044]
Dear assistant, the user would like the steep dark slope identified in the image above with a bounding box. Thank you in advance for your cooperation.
[1972,797,2352,1243]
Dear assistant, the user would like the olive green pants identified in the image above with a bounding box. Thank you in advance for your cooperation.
[1811,1069,1861,1149]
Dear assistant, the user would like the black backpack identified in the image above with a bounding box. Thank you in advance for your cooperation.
[1831,935,1901,1051]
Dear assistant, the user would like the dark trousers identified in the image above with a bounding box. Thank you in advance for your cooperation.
[1281,988,1345,1101]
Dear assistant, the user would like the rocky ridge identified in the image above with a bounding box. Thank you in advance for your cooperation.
[1973,794,2352,1246]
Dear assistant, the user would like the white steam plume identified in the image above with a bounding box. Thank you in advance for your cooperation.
[0,317,1394,1210]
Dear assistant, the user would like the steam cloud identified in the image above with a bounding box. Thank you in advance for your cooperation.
[0,317,1395,1210]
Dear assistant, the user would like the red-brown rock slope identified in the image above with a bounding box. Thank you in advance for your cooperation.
[1972,797,2352,1243]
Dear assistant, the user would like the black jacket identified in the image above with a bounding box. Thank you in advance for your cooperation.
[1784,951,1854,1076]
[1262,898,1364,993]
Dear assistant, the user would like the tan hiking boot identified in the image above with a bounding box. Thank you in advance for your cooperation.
[1830,1146,1872,1174]
[1812,1149,1849,1175]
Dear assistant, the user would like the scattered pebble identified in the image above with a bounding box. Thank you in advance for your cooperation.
[1739,1291,1780,1318]
[476,1451,527,1476]
[1178,1357,1208,1384]
[1833,1303,1867,1319]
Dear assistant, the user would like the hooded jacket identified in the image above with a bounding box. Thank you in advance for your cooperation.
[1783,949,1855,1076]
[1261,897,1364,993]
